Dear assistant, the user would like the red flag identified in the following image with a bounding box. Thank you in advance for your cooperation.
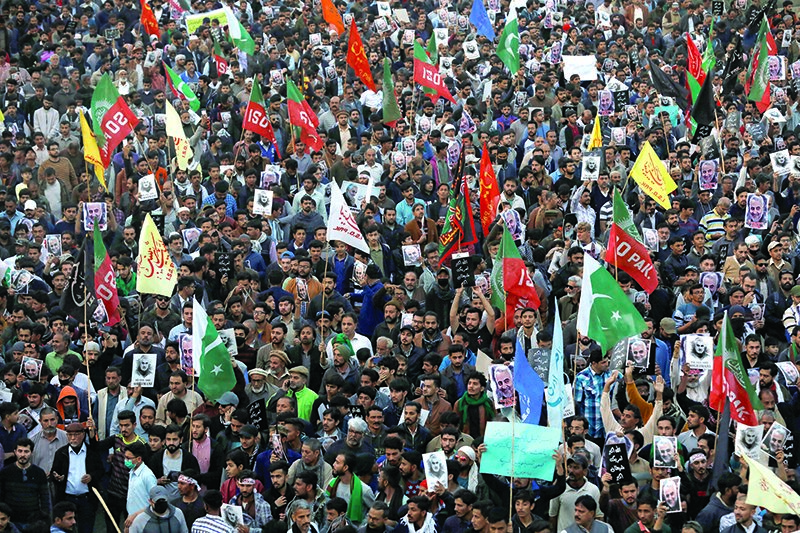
[93,226,121,326]
[686,33,705,86]
[243,83,281,158]
[604,189,658,293]
[490,228,540,316]
[413,41,456,104]
[710,313,763,425]
[287,80,323,151]
[321,0,345,35]
[140,0,160,37]
[478,144,500,232]
[346,20,377,92]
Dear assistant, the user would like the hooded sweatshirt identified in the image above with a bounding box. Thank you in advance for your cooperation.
[128,503,188,533]
[55,386,87,429]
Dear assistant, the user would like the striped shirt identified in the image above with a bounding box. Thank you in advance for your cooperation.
[191,514,235,533]
[699,209,730,248]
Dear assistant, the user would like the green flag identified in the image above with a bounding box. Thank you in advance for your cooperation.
[90,74,119,143]
[193,298,236,402]
[575,253,647,353]
[496,5,520,74]
[427,31,438,66]
[382,59,402,127]
[702,19,717,74]
[224,6,255,55]
[163,62,200,112]
[747,17,770,105]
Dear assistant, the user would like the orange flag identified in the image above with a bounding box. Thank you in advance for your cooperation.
[346,19,376,92]
[140,0,160,37]
[322,0,345,36]
[479,143,500,232]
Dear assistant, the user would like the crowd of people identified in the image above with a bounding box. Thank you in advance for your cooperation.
[1,0,800,532]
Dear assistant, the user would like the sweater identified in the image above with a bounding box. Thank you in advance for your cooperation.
[0,463,51,524]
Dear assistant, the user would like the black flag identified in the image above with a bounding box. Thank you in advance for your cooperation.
[721,34,744,93]
[691,72,717,129]
[59,239,97,321]
[648,59,689,109]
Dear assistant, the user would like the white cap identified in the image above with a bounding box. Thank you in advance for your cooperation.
[23,200,36,211]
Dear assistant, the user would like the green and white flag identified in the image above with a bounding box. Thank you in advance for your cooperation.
[576,254,647,353]
[164,62,200,112]
[223,6,255,55]
[496,4,520,74]
[193,298,236,402]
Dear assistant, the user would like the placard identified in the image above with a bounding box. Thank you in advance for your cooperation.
[253,189,274,216]
[626,337,651,370]
[653,436,678,468]
[138,174,159,201]
[762,422,790,459]
[218,328,238,357]
[583,155,601,180]
[604,442,632,483]
[528,348,551,383]
[217,252,232,278]
[83,202,107,231]
[423,451,448,490]
[451,252,474,287]
[736,424,765,461]
[480,421,560,480]
[681,334,714,370]
[661,476,682,513]
[221,504,244,528]
[247,398,269,430]
[403,244,423,267]
[20,356,42,381]
[131,353,157,387]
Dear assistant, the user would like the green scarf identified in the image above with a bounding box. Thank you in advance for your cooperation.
[327,474,364,524]
[457,391,495,427]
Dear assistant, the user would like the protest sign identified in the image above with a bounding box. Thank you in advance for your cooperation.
[480,421,560,480]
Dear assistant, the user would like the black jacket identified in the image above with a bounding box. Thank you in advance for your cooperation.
[50,443,105,502]
[147,449,200,479]
[181,438,226,490]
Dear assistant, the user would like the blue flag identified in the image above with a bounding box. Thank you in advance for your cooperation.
[514,340,545,425]
[470,0,496,40]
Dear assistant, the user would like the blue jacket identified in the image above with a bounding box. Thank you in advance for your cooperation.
[353,281,386,337]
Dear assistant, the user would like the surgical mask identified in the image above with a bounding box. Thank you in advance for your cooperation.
[437,278,450,288]
[153,500,169,514]
[236,337,245,347]
[124,459,136,469]
[59,379,71,388]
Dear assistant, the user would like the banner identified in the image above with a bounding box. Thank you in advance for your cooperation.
[628,141,677,209]
[480,421,560,480]
[136,213,178,297]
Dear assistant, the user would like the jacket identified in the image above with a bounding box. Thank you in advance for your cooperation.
[50,443,105,502]
[128,503,188,533]
[181,437,226,490]
[146,449,200,479]
[55,386,89,429]
[696,495,734,533]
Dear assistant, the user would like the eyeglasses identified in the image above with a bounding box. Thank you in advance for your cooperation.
[757,263,768,267]
[566,285,577,290]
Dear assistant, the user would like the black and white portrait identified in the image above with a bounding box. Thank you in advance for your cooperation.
[21,357,42,381]
[653,436,678,468]
[771,149,791,175]
[391,151,408,171]
[611,127,626,145]
[598,90,614,116]
[698,159,719,191]
[582,155,601,181]
[182,228,201,252]
[660,476,682,513]
[131,353,157,387]
[642,228,659,252]
[463,40,480,60]
[138,174,158,201]
[761,422,790,458]
[218,328,239,357]
[253,189,274,216]
[423,451,448,490]
[490,364,515,409]
[626,337,651,369]
[83,202,107,231]
[736,424,765,461]
[434,28,448,45]
[682,334,714,370]
[269,69,284,86]
[309,33,321,47]
[221,504,243,528]
[745,193,769,230]
[402,244,422,267]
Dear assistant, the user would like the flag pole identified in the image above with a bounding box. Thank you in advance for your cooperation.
[509,405,515,524]
[83,280,93,423]
[319,257,330,343]
[713,109,726,175]
[92,487,123,533]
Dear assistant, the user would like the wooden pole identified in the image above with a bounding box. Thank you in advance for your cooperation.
[318,257,330,343]
[92,487,122,533]
[83,283,92,419]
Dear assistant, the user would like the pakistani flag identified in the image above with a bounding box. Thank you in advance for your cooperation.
[164,62,200,111]
[193,298,236,402]
[747,16,770,109]
[576,254,647,353]
[223,6,255,55]
[496,4,520,74]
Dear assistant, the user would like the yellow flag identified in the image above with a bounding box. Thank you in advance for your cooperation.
[742,455,800,514]
[136,213,178,297]
[628,141,677,210]
[79,110,107,190]
[587,116,602,150]
[164,101,193,171]
[0,108,5,122]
